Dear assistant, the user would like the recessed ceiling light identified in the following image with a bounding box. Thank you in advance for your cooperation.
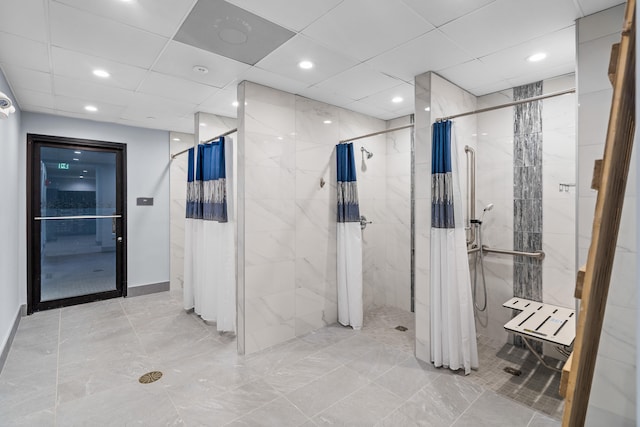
[74,150,81,154]
[192,65,209,74]
[298,60,314,70]
[172,138,181,141]
[200,123,207,127]
[232,101,239,107]
[392,96,403,103]
[527,52,547,62]
[481,132,488,136]
[93,69,110,78]
[277,136,283,140]
[84,105,98,112]
[79,175,84,179]
[424,107,431,111]
[323,120,332,124]
[83,170,88,173]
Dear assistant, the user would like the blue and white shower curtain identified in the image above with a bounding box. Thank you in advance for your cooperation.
[184,137,236,332]
[431,121,478,374]
[336,143,363,329]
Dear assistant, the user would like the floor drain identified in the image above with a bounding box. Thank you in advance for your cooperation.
[395,325,408,332]
[139,371,163,384]
[504,367,522,376]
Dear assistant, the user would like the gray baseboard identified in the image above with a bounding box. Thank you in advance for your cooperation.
[0,305,24,375]
[127,281,170,297]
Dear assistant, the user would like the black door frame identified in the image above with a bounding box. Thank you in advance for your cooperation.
[27,134,127,314]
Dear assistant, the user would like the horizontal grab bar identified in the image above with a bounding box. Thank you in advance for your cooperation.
[467,245,545,260]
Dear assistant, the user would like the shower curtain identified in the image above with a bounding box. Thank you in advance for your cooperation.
[336,143,363,329]
[430,120,478,374]
[184,137,236,332]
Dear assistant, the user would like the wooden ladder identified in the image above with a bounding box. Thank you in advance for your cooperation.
[560,0,636,425]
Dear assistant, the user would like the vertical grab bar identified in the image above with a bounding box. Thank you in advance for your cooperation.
[465,145,476,246]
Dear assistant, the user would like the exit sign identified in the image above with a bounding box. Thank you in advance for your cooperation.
[58,163,70,170]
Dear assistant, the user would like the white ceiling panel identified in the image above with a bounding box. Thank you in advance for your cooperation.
[225,0,343,32]
[120,92,199,121]
[576,0,625,15]
[1,65,52,94]
[16,89,56,110]
[49,2,168,68]
[479,27,576,81]
[577,3,625,43]
[197,87,239,118]
[152,41,251,89]
[365,30,474,83]
[438,59,507,92]
[401,0,497,27]
[0,33,50,72]
[313,63,405,102]
[440,0,580,58]
[53,76,135,106]
[342,100,392,122]
[55,95,126,119]
[256,35,358,86]
[20,104,57,115]
[0,0,48,42]
[296,86,358,110]
[117,116,193,133]
[506,62,576,89]
[302,0,434,62]
[357,83,416,115]
[137,72,219,105]
[53,0,196,37]
[468,80,513,97]
[51,47,148,91]
[236,67,309,96]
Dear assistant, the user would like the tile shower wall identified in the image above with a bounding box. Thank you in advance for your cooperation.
[414,72,477,363]
[238,81,390,354]
[577,5,637,426]
[475,75,576,356]
[169,114,237,292]
[383,116,413,312]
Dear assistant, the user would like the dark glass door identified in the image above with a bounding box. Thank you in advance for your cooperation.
[27,134,127,313]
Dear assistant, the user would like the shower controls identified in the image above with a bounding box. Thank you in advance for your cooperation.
[359,215,372,230]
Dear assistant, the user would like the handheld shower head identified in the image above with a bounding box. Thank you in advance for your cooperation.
[480,203,494,222]
[361,147,373,159]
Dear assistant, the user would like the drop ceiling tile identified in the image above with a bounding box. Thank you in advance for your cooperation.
[439,0,580,57]
[342,100,398,121]
[0,33,50,72]
[54,76,136,106]
[137,72,219,105]
[357,83,415,115]
[468,80,513,96]
[365,30,474,82]
[0,0,47,42]
[236,67,309,95]
[49,2,168,68]
[54,95,126,119]
[120,92,198,121]
[117,116,192,133]
[313,63,405,101]
[438,59,507,92]
[16,89,56,109]
[479,26,576,81]
[21,105,57,115]
[401,0,496,27]
[506,62,575,89]
[51,47,148,91]
[53,0,196,37]
[296,86,358,110]
[152,41,250,89]
[576,0,625,16]
[1,65,52,94]
[256,35,358,86]
[225,0,342,31]
[302,0,434,62]
[174,0,295,66]
[197,88,239,118]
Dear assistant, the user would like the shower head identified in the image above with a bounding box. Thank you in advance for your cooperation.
[361,147,373,159]
[480,203,494,222]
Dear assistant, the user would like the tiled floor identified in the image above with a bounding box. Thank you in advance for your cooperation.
[0,291,561,426]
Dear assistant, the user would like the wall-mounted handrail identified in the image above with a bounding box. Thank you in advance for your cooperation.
[467,245,545,260]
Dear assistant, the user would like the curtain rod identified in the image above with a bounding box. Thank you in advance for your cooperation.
[339,123,414,143]
[434,88,575,122]
[170,128,238,160]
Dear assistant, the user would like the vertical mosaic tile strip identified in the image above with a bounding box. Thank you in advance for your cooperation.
[513,81,543,350]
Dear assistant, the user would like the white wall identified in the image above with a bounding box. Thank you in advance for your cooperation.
[0,70,22,358]
[414,72,478,363]
[20,112,171,295]
[576,5,637,426]
[238,81,394,354]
